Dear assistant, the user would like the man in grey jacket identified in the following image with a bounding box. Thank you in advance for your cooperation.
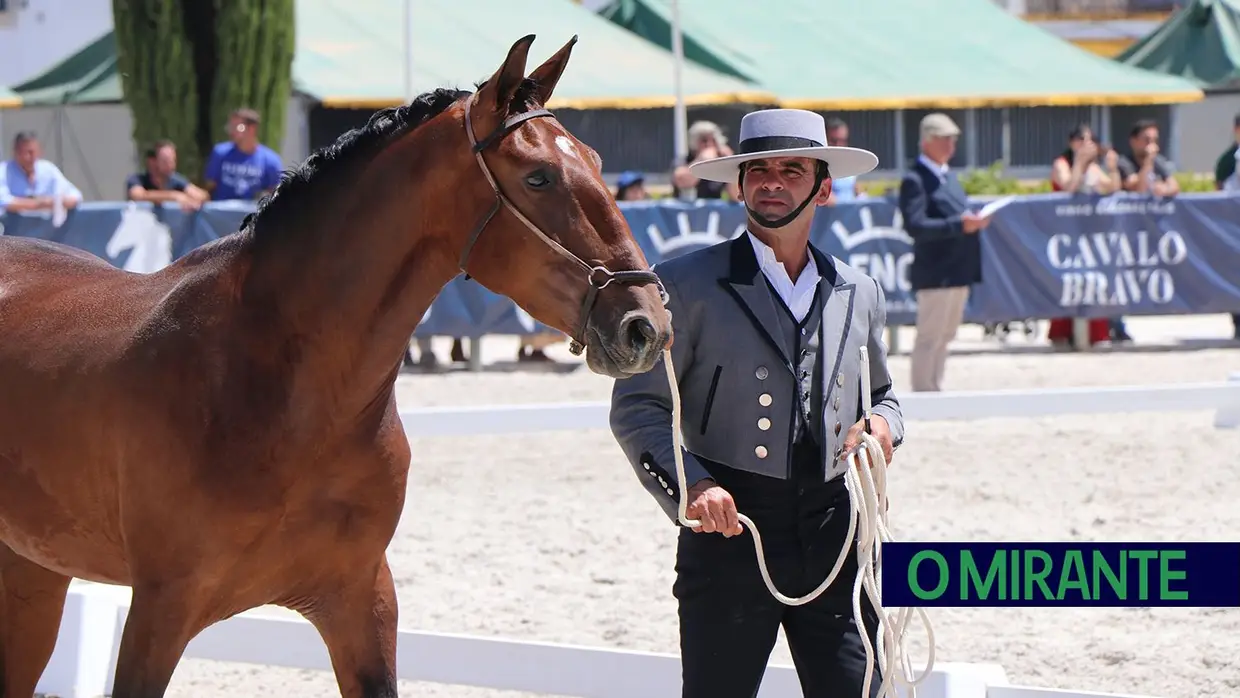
[610,108,903,698]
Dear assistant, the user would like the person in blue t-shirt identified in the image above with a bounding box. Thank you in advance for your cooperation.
[203,107,284,201]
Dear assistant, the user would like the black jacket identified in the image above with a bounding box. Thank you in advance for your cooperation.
[896,160,982,291]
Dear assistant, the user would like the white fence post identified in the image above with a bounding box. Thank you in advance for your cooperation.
[1213,372,1240,429]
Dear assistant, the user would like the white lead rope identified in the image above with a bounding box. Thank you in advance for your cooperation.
[663,345,936,698]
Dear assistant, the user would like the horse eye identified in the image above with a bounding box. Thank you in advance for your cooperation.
[525,170,551,189]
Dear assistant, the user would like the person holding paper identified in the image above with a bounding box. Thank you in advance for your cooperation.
[897,113,990,392]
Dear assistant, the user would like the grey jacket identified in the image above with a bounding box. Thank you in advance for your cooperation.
[609,233,904,525]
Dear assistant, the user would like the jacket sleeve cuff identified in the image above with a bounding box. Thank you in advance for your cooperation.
[638,448,712,525]
[871,402,904,450]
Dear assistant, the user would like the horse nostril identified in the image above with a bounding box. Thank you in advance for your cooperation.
[622,315,658,355]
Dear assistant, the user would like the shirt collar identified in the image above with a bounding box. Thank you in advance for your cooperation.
[918,153,949,178]
[746,230,817,280]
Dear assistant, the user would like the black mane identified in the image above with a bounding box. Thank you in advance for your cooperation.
[244,77,545,238]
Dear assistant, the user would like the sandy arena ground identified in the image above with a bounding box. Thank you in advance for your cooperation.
[150,315,1240,698]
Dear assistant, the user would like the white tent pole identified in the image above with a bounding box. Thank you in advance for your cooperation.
[670,0,688,165]
[403,0,414,102]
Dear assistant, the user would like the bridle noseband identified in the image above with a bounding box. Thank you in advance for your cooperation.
[456,93,667,356]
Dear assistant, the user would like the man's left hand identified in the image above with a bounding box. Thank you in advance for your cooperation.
[840,414,894,465]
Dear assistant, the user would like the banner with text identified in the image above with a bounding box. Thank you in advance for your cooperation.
[1,193,1237,338]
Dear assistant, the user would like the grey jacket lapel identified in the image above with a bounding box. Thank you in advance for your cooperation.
[811,245,855,408]
[718,235,794,372]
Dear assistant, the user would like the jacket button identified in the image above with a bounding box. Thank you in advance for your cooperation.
[833,396,841,410]
[837,374,845,387]
[755,445,768,458]
[755,366,768,380]
[758,393,772,407]
[835,421,842,435]
[757,417,771,431]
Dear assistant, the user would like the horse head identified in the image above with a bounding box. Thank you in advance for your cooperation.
[443,35,673,379]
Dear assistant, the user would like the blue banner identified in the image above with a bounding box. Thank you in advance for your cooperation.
[882,541,1240,608]
[2,192,1238,338]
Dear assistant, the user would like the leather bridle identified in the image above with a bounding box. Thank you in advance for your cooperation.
[456,92,667,356]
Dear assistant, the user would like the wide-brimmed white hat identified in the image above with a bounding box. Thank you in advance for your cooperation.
[688,109,879,183]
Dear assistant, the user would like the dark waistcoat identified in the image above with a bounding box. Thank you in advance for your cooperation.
[764,278,826,479]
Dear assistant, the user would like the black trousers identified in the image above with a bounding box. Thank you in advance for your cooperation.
[673,438,883,698]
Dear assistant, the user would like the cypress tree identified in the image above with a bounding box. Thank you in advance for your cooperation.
[208,0,295,159]
[111,0,202,180]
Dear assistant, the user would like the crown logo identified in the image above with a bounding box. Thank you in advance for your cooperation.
[829,205,911,250]
[645,208,745,258]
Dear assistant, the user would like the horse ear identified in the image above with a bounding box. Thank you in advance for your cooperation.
[527,35,578,106]
[482,34,537,112]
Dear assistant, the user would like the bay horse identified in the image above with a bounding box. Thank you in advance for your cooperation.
[0,34,670,697]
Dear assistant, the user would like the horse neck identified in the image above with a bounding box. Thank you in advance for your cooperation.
[240,123,466,419]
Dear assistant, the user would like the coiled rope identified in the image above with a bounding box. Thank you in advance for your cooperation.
[661,344,936,698]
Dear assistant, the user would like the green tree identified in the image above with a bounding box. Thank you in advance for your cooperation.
[112,0,202,179]
[112,0,295,185]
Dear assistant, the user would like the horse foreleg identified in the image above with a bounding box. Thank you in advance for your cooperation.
[0,545,72,698]
[109,582,207,698]
[300,554,399,698]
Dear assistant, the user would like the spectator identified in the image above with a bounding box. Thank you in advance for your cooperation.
[825,117,860,204]
[1050,124,1120,195]
[615,170,649,201]
[1213,113,1240,338]
[0,131,82,213]
[204,107,283,202]
[126,140,209,212]
[898,113,991,392]
[1110,119,1179,343]
[1213,113,1240,192]
[1117,119,1179,198]
[670,120,739,201]
[1046,124,1121,348]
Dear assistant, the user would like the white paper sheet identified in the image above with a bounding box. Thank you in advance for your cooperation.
[976,195,1016,219]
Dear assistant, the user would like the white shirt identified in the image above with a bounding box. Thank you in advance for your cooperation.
[918,154,949,181]
[1226,146,1240,192]
[746,231,819,322]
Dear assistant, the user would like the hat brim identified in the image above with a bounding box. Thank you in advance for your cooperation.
[687,146,879,183]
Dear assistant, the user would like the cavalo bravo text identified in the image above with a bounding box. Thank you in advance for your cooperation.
[1049,198,1187,309]
[1048,230,1187,308]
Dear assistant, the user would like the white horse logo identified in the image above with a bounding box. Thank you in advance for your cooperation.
[105,205,173,274]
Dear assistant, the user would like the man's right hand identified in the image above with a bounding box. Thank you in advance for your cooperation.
[684,479,744,537]
[961,212,987,233]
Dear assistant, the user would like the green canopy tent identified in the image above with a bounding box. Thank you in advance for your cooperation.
[7,31,119,106]
[5,0,772,109]
[1115,0,1240,91]
[599,0,1205,109]
[299,0,772,109]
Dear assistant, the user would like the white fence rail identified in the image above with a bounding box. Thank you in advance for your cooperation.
[44,581,1161,698]
[398,375,1240,437]
[41,376,1237,698]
